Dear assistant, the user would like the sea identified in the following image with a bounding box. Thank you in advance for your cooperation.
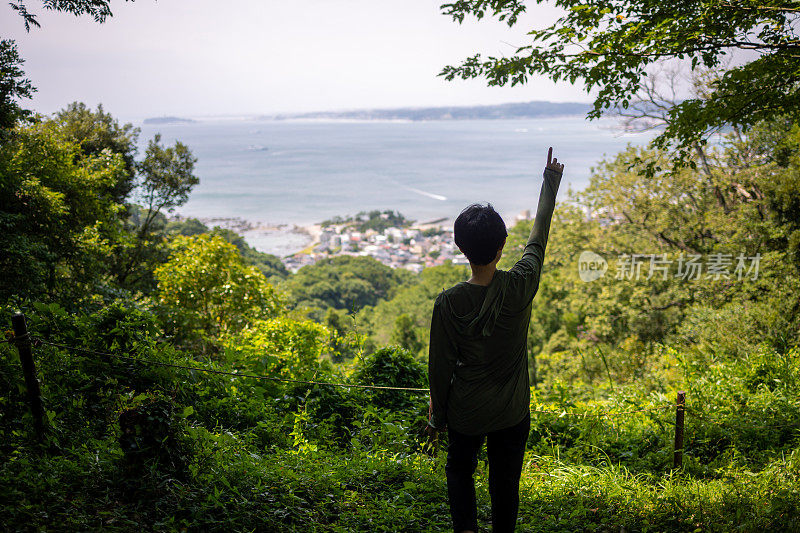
[138,116,655,256]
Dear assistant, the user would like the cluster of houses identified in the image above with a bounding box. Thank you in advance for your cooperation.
[282,223,469,273]
[281,210,535,273]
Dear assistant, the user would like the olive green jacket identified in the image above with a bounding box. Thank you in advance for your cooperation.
[428,167,561,435]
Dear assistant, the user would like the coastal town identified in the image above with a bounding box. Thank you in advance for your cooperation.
[282,221,465,273]
[282,209,533,273]
[190,209,535,273]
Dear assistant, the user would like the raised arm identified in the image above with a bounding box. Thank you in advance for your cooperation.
[527,147,564,254]
[508,147,564,297]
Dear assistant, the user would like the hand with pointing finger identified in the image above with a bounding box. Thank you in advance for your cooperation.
[545,146,565,175]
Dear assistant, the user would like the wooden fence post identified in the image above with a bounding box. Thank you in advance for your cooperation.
[11,313,46,443]
[673,390,685,469]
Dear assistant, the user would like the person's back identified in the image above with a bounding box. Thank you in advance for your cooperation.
[428,147,564,533]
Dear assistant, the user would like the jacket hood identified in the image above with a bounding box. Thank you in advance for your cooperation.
[438,270,510,338]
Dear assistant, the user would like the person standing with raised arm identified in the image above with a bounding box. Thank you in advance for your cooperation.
[428,147,564,533]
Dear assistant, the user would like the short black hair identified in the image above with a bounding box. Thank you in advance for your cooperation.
[454,203,507,265]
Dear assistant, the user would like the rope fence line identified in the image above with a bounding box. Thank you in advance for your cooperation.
[9,314,794,468]
[529,404,674,417]
[4,331,793,426]
[1,332,28,344]
[31,337,431,393]
[24,335,677,416]
[685,407,800,431]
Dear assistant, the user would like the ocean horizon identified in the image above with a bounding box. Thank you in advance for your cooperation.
[139,116,655,256]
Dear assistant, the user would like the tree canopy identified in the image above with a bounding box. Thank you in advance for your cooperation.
[0,117,128,300]
[285,255,412,316]
[0,40,34,136]
[8,0,124,31]
[440,0,800,157]
[154,234,283,350]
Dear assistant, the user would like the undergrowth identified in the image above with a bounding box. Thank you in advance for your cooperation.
[1,305,799,532]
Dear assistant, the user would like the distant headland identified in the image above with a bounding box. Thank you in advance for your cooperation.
[267,100,591,121]
[143,101,592,123]
[143,116,197,125]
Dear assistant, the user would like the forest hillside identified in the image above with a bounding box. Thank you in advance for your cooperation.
[2,1,800,531]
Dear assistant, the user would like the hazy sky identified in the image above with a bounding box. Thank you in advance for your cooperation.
[2,0,592,120]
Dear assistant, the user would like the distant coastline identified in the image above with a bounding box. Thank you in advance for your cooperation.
[265,100,590,122]
[142,101,593,124]
[143,116,197,125]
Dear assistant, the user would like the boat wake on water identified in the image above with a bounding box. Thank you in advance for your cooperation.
[383,176,448,201]
[406,186,447,201]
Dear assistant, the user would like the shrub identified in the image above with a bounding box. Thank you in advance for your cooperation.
[117,391,192,477]
[353,346,426,411]
[154,234,283,352]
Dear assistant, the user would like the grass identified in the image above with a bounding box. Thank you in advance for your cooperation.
[2,433,799,532]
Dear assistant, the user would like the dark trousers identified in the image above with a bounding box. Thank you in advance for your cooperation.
[445,413,530,533]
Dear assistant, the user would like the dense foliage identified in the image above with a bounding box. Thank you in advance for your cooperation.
[1,2,799,531]
[321,209,411,232]
[0,39,34,135]
[2,105,798,529]
[284,255,412,318]
[441,0,800,161]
